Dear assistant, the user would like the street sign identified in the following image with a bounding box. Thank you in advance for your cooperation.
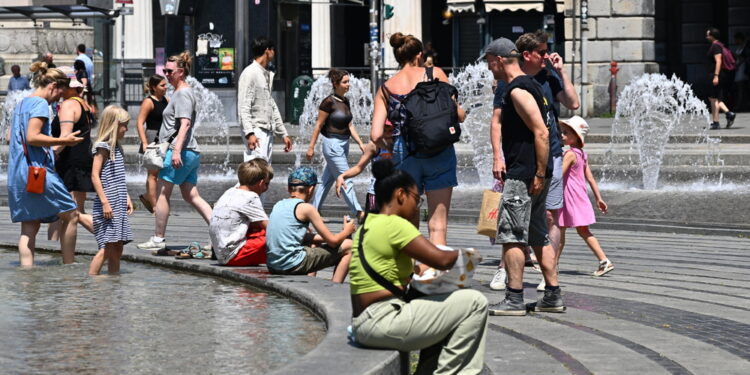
[119,7,134,16]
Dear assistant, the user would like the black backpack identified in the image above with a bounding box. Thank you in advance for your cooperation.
[386,67,461,155]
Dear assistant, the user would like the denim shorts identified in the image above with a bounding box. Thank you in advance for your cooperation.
[393,137,458,193]
[159,149,200,185]
[495,178,550,247]
[546,156,564,210]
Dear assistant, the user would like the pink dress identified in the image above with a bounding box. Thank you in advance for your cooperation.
[559,148,596,228]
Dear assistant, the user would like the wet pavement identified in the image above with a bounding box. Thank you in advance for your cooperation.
[1,206,748,374]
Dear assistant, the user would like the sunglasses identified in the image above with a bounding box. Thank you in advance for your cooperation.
[164,68,180,74]
[405,189,424,205]
[535,49,549,56]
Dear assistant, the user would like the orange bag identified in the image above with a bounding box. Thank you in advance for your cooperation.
[26,166,46,194]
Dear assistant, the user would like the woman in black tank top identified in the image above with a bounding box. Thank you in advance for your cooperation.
[50,76,96,235]
[135,75,168,213]
[306,69,367,220]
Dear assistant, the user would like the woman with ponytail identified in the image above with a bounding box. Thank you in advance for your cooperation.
[348,159,487,374]
[370,32,466,246]
[7,62,84,266]
[137,51,213,251]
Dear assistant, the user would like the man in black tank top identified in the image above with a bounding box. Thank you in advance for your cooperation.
[482,37,564,316]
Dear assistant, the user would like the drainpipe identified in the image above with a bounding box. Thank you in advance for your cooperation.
[609,61,619,114]
[580,0,589,117]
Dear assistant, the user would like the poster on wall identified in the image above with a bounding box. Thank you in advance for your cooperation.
[219,48,234,71]
[194,33,234,87]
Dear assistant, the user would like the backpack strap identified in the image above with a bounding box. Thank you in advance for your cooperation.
[356,213,409,301]
[425,66,434,81]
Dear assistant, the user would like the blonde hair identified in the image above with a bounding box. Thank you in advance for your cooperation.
[29,62,70,89]
[167,51,193,74]
[238,159,274,187]
[95,105,130,159]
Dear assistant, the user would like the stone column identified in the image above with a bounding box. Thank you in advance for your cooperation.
[564,0,658,115]
[112,0,153,60]
[382,0,422,71]
[311,2,331,78]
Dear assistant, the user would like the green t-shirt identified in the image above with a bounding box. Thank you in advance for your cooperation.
[349,213,422,295]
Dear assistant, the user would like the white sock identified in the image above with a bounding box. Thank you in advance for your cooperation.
[152,236,164,243]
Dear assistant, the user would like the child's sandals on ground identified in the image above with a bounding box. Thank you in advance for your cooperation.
[152,248,180,256]
[174,242,211,259]
[593,259,614,277]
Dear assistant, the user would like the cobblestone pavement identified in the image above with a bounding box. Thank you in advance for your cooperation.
[1,207,749,374]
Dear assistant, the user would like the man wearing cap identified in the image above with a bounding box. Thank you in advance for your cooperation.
[265,166,355,283]
[515,31,580,291]
[483,37,564,315]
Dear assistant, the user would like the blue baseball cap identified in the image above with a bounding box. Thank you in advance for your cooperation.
[288,167,318,186]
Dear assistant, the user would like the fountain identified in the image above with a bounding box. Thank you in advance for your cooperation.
[603,73,722,190]
[1,89,34,143]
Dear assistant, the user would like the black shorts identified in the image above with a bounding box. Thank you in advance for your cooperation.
[709,72,733,100]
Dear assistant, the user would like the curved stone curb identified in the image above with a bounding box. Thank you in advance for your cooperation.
[0,242,405,375]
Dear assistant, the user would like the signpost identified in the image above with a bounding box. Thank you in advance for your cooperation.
[116,0,133,106]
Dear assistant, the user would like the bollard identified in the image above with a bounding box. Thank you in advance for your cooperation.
[609,61,619,114]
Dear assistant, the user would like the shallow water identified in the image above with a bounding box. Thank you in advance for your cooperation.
[0,249,325,375]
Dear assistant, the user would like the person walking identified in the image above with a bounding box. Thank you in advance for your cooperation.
[7,65,30,92]
[482,37,563,316]
[75,43,94,83]
[370,32,466,246]
[89,105,133,275]
[237,37,292,163]
[50,73,95,235]
[306,68,366,220]
[73,60,96,117]
[7,62,83,267]
[349,159,488,374]
[706,28,737,129]
[137,51,213,251]
[558,116,613,277]
[733,32,748,111]
[135,74,169,213]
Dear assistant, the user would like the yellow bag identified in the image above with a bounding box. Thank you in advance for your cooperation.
[476,190,502,237]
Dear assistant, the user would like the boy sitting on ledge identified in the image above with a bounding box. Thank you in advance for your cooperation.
[209,159,273,266]
[265,166,355,282]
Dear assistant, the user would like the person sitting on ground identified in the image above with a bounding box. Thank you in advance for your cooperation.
[209,159,273,266]
[334,120,394,213]
[349,159,488,374]
[265,166,355,283]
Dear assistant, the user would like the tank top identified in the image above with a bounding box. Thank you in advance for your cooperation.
[319,94,352,137]
[265,198,310,271]
[146,96,168,131]
[382,67,434,138]
[51,97,93,171]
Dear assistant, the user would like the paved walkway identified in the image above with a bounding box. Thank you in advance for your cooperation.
[1,206,748,374]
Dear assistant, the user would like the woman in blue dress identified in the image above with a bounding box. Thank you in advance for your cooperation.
[7,62,84,267]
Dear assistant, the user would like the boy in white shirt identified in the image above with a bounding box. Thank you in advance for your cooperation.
[209,159,273,266]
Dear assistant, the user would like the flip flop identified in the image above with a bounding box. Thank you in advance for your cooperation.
[152,248,180,256]
[174,251,193,259]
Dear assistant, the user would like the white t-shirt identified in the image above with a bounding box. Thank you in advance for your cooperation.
[209,188,268,264]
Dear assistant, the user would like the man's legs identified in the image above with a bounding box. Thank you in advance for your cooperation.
[243,128,274,162]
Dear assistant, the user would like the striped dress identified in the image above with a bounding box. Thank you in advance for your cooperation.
[91,142,132,248]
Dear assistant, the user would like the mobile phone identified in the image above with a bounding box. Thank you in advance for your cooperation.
[76,129,90,138]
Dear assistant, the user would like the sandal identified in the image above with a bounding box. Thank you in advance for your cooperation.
[139,194,154,214]
[175,251,193,259]
[152,248,180,256]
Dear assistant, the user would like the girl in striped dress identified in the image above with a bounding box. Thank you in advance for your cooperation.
[89,106,133,275]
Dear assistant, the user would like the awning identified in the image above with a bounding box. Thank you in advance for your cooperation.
[0,5,119,21]
[447,0,565,13]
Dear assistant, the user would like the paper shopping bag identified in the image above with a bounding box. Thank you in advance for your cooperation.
[476,190,501,237]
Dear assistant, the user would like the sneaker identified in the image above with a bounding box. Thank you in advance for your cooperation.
[534,288,566,313]
[593,259,614,277]
[536,277,546,291]
[489,268,507,291]
[137,237,166,250]
[489,290,527,316]
[710,121,720,130]
[726,111,736,128]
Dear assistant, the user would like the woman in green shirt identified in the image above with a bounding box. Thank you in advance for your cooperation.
[349,160,488,374]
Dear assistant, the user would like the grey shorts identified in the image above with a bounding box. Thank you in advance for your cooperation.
[495,178,550,247]
[546,156,564,210]
[274,245,345,275]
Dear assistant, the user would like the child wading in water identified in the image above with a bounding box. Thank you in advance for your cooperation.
[558,116,614,277]
[89,106,133,275]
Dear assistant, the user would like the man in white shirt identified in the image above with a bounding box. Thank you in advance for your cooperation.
[237,37,292,162]
[75,44,94,84]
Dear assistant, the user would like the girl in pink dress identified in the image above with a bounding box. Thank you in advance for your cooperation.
[558,116,613,277]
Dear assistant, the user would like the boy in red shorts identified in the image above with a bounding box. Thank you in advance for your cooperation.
[209,159,273,266]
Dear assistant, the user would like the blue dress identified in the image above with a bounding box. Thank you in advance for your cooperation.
[7,96,76,223]
[91,142,132,248]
